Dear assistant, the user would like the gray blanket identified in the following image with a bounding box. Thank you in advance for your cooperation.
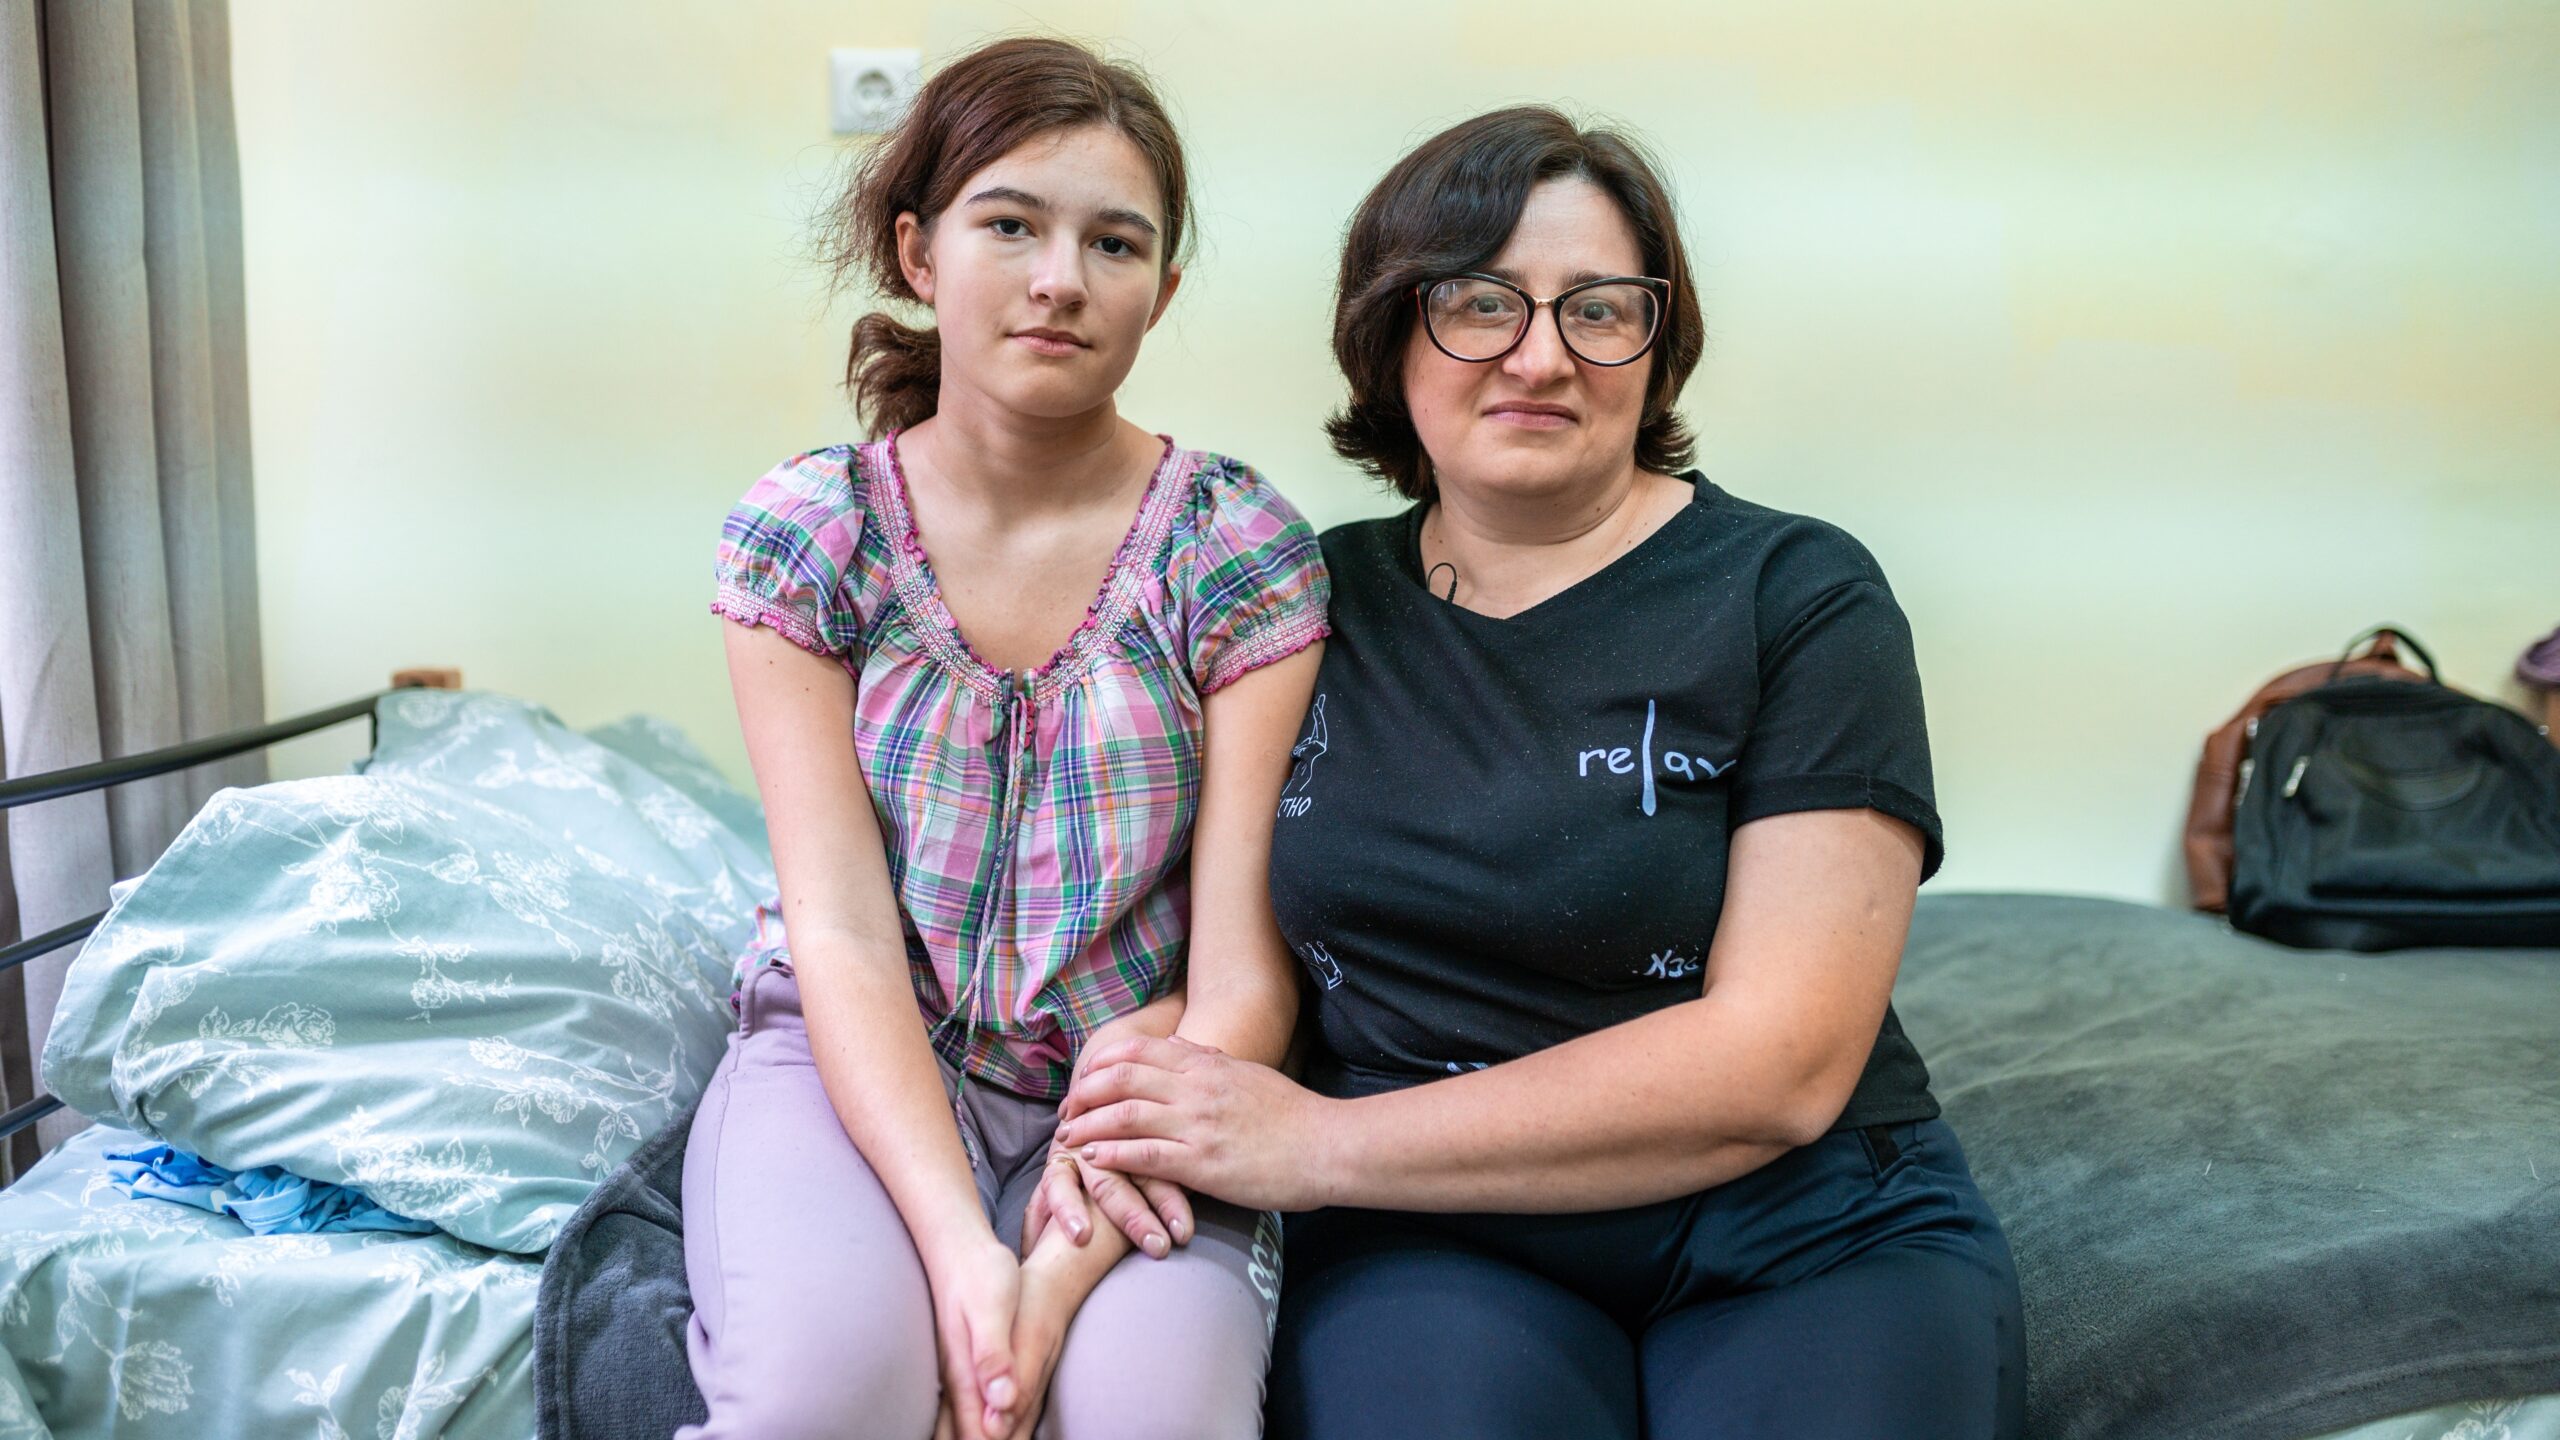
[1897,893,2560,1438]
[536,894,2560,1439]
[534,1094,705,1440]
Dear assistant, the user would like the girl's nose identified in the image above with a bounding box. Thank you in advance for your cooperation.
[1029,240,1089,309]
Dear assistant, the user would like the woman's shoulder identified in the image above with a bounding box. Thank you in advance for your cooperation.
[1312,508,1411,579]
[1683,474,1899,617]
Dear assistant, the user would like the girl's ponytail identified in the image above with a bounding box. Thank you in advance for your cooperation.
[846,312,941,436]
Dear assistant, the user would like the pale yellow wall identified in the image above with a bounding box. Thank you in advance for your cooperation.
[233,0,2560,904]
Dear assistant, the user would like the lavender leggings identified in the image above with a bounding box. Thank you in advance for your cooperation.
[676,962,1282,1440]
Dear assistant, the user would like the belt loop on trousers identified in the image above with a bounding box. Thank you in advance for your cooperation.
[1862,1123,1903,1171]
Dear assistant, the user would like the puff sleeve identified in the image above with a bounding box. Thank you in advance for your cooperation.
[1181,456,1333,695]
[709,448,871,664]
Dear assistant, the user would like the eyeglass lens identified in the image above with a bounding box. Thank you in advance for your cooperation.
[1423,278,1660,364]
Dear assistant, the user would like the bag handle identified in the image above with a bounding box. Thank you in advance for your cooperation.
[2326,624,2438,686]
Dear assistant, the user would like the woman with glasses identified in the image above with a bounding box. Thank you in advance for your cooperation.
[1054,105,2027,1439]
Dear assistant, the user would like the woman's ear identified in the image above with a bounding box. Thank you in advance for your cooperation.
[894,212,936,304]
[1144,261,1185,331]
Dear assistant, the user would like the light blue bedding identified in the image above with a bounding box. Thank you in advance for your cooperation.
[38,690,775,1255]
[0,1123,539,1439]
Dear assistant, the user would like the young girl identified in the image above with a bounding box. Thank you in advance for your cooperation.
[686,37,1324,1440]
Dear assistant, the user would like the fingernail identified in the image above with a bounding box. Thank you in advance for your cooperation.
[987,1377,1015,1407]
[1144,1234,1168,1257]
[1171,1219,1188,1242]
[1080,1145,1098,1160]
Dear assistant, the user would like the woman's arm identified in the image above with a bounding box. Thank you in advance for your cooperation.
[1062,805,1923,1214]
[723,623,1023,1439]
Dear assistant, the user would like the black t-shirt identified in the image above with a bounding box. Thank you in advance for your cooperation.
[1266,472,1943,1133]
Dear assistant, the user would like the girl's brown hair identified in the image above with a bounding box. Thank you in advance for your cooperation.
[1326,106,1706,500]
[821,37,1194,436]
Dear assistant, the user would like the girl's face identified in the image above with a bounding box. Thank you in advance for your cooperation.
[1399,177,1655,503]
[897,124,1180,423]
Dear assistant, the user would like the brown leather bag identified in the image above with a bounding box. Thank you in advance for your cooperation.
[2182,628,2434,913]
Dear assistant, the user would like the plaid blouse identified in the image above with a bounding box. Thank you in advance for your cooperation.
[710,431,1331,1099]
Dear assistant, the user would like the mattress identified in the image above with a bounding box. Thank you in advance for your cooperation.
[1898,893,2560,1439]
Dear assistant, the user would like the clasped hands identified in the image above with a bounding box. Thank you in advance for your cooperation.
[937,1028,1306,1439]
[931,1032,1333,1438]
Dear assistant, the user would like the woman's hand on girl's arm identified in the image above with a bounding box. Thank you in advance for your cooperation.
[724,622,1024,1438]
[1063,805,1923,1215]
[1023,644,1322,1251]
[1022,992,1192,1257]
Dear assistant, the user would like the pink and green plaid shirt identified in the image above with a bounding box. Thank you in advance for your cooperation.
[710,431,1331,1099]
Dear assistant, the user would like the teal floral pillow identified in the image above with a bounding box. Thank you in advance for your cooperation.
[40,692,774,1255]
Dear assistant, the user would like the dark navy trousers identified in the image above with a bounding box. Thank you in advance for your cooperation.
[1265,1116,2027,1440]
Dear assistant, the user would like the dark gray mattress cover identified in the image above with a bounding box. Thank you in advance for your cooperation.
[1897,893,2560,1439]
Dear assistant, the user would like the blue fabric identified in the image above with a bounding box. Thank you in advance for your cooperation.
[102,1143,438,1236]
[1266,1117,2026,1440]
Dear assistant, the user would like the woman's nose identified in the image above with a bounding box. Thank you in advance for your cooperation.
[1501,306,1576,385]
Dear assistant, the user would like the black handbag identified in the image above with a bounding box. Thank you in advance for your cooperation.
[2229,626,2560,951]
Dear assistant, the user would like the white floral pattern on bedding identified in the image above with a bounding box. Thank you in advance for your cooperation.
[0,1124,537,1439]
[38,691,776,1255]
[2317,1396,2560,1440]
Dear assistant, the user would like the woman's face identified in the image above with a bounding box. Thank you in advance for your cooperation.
[897,123,1180,422]
[1400,177,1655,503]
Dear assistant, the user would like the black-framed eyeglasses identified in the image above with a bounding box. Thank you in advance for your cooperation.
[1412,273,1671,367]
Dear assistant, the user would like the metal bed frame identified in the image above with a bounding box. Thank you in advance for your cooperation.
[0,668,459,1145]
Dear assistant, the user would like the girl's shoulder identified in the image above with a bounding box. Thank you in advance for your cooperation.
[710,442,899,659]
[1170,445,1321,560]
[728,441,876,531]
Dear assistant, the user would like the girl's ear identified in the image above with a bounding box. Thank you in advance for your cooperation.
[1144,261,1184,331]
[894,212,936,304]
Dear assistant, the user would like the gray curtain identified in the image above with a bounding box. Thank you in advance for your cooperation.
[0,0,265,1176]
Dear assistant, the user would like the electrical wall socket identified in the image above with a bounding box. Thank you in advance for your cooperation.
[832,48,920,135]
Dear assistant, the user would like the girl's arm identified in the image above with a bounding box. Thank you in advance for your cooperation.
[1062,805,1923,1214]
[723,622,1023,1439]
[1008,646,1321,1317]
[1171,642,1322,1066]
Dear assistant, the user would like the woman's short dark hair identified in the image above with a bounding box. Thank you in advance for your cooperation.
[1326,106,1705,500]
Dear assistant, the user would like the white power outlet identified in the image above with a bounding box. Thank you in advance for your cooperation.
[832,49,920,136]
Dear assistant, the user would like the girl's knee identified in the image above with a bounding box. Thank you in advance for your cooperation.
[699,1346,939,1440]
[1039,1377,1263,1440]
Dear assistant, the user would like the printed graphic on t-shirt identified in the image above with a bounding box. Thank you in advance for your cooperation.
[1280,694,1328,819]
[1297,939,1345,990]
[1574,699,1733,816]
[1641,946,1703,981]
